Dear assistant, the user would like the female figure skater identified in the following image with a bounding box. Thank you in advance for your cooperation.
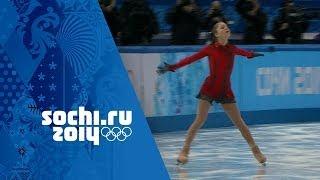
[157,21,267,165]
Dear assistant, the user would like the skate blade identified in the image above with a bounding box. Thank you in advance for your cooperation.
[260,162,267,166]
[176,160,187,166]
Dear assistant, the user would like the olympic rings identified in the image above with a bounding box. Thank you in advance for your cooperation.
[100,126,132,142]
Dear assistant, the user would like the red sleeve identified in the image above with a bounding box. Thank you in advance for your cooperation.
[231,45,254,58]
[169,46,209,71]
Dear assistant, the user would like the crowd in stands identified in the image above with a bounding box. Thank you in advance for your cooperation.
[99,0,318,45]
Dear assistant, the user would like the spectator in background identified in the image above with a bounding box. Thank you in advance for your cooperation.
[272,0,309,43]
[316,33,320,42]
[99,0,122,39]
[166,0,203,45]
[236,0,268,44]
[119,0,159,45]
[205,1,227,31]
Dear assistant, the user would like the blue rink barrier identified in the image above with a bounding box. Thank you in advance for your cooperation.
[119,44,320,133]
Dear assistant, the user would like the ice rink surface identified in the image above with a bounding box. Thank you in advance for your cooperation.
[154,122,320,179]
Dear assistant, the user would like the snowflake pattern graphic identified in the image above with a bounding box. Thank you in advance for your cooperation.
[28,51,80,111]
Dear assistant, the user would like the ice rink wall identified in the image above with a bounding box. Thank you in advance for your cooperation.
[120,45,320,132]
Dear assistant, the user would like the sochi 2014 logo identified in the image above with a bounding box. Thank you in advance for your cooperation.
[41,106,132,145]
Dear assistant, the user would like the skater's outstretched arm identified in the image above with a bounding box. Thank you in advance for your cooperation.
[157,46,209,74]
[231,45,264,59]
[169,46,209,71]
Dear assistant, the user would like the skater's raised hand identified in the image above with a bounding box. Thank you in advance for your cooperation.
[249,52,264,59]
[156,62,175,75]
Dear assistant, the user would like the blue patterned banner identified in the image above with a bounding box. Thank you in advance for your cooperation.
[0,0,169,179]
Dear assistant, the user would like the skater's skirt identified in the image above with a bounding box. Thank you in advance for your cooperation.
[196,77,236,105]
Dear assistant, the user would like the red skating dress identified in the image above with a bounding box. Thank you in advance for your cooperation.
[169,42,254,104]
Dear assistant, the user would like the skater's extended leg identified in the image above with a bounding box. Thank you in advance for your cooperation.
[221,103,266,164]
[177,99,211,164]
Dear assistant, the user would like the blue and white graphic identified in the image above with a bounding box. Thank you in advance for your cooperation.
[0,0,169,180]
[100,126,132,142]
[41,107,133,145]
